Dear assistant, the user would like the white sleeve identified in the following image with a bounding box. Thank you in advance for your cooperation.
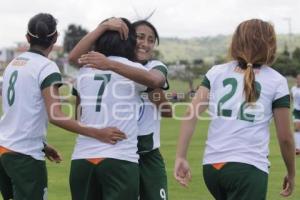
[38,62,62,90]
[132,63,149,92]
[272,77,290,109]
[148,60,168,78]
[147,60,169,89]
[201,65,217,89]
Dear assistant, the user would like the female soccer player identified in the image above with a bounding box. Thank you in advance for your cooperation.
[174,19,295,200]
[69,18,171,200]
[291,73,300,155]
[0,13,125,200]
[69,17,154,200]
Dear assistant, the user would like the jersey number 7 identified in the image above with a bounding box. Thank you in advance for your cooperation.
[94,74,111,112]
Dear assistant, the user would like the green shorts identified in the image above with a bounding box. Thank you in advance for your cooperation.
[139,149,168,200]
[70,158,139,200]
[0,158,13,200]
[0,152,47,200]
[203,162,268,200]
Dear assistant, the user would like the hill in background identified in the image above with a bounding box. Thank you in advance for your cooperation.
[157,34,300,63]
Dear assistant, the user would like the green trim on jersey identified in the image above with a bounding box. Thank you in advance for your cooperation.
[72,87,78,97]
[146,65,169,91]
[40,72,62,90]
[201,76,210,89]
[272,95,290,109]
[153,65,168,78]
[137,133,154,154]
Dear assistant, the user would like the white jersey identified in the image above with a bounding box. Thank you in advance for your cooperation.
[72,56,148,163]
[202,61,290,173]
[137,60,168,153]
[0,51,61,160]
[291,86,300,110]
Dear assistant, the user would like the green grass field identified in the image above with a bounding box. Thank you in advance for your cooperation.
[42,106,300,200]
[1,79,300,200]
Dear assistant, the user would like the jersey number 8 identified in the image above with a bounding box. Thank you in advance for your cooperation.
[7,70,18,106]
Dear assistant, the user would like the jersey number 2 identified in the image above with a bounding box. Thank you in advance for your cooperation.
[217,77,261,122]
[94,74,111,112]
[7,70,18,106]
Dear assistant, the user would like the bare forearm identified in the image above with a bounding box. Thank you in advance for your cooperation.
[273,108,296,177]
[109,60,165,88]
[278,137,296,176]
[176,87,209,158]
[49,109,94,138]
[176,111,198,158]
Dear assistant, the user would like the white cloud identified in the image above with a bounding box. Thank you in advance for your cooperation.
[0,0,299,47]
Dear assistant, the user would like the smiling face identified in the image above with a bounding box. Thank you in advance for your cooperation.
[135,24,156,63]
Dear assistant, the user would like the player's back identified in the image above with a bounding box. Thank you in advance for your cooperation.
[203,61,290,173]
[0,51,61,159]
[72,56,147,163]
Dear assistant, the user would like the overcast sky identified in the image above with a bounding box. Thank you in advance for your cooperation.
[0,0,299,48]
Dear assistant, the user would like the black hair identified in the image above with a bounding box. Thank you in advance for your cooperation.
[94,18,136,61]
[133,20,159,45]
[27,13,57,49]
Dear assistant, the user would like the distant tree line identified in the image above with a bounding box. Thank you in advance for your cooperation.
[63,24,88,53]
[167,46,300,93]
[273,46,300,77]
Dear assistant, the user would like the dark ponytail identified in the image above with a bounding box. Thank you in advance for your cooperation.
[27,13,57,49]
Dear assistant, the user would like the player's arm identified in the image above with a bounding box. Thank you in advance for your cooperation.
[68,18,128,66]
[42,85,126,144]
[148,88,172,118]
[79,51,165,88]
[174,86,209,187]
[273,107,295,197]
